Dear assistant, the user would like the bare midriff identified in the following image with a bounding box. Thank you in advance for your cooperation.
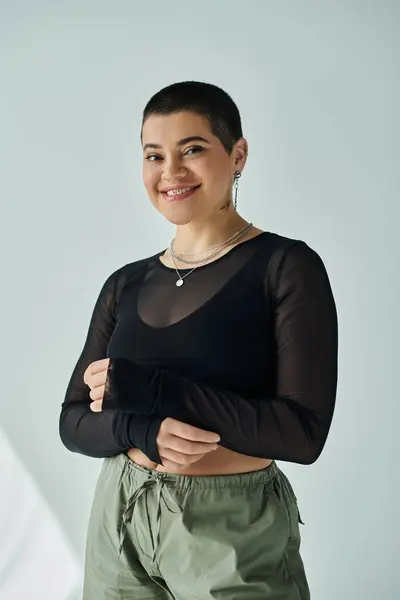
[127,446,272,476]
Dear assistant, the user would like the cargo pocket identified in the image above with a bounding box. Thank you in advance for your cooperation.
[277,468,305,529]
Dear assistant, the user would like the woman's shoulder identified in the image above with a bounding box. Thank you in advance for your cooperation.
[258,230,333,304]
[258,229,308,261]
[103,251,160,292]
[257,230,330,286]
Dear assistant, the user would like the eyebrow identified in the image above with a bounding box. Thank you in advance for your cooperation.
[143,136,211,152]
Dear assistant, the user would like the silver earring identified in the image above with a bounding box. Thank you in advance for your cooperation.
[233,171,241,211]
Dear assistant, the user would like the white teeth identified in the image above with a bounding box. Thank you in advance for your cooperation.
[166,187,194,196]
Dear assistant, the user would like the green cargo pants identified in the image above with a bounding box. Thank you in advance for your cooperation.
[83,452,310,599]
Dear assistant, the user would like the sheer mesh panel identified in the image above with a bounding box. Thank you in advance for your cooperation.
[60,232,338,465]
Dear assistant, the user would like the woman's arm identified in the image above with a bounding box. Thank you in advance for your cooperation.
[59,267,163,462]
[102,242,338,465]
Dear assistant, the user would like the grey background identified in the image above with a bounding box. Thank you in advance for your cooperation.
[0,1,398,599]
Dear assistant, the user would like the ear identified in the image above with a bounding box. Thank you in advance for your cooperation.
[232,138,248,172]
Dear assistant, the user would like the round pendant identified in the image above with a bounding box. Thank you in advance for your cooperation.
[176,278,184,287]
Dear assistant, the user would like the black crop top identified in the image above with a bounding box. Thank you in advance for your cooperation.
[59,231,338,465]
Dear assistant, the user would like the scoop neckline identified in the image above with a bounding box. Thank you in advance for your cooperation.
[155,231,268,273]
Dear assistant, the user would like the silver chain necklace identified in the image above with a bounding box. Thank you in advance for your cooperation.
[170,222,254,265]
[169,222,254,287]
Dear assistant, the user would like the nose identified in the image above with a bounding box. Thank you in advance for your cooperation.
[162,158,188,182]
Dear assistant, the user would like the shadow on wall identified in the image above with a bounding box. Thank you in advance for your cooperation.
[0,426,82,600]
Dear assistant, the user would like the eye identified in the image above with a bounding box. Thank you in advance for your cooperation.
[184,146,204,156]
[145,154,162,162]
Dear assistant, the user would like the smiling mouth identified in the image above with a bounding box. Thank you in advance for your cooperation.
[161,184,201,199]
[161,185,200,196]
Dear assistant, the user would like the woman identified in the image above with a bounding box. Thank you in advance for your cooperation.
[60,81,338,599]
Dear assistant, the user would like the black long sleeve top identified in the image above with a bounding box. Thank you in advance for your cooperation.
[59,231,338,465]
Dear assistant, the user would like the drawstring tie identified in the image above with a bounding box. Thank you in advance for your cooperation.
[118,471,182,564]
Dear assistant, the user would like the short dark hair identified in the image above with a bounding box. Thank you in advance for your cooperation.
[141,81,243,154]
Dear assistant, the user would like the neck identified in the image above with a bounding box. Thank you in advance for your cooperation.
[172,212,250,254]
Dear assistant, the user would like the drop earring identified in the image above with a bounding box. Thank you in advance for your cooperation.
[233,171,241,211]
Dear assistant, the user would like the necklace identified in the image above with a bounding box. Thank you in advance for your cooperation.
[170,222,254,265]
[169,222,254,287]
[171,238,236,256]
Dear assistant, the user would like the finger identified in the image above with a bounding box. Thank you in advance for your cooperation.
[166,435,219,455]
[157,458,187,471]
[90,400,103,412]
[84,359,110,384]
[86,370,108,390]
[160,447,206,467]
[83,365,90,386]
[166,419,220,443]
[89,385,105,401]
[92,358,110,373]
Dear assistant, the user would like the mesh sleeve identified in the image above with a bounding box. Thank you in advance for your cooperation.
[59,268,163,462]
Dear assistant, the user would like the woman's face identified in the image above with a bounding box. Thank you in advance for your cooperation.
[141,111,247,225]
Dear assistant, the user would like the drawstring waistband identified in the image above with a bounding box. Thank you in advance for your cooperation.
[118,471,181,564]
[115,456,299,566]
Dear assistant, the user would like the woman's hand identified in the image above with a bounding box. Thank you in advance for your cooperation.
[155,417,220,470]
[83,358,109,412]
[83,359,221,468]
